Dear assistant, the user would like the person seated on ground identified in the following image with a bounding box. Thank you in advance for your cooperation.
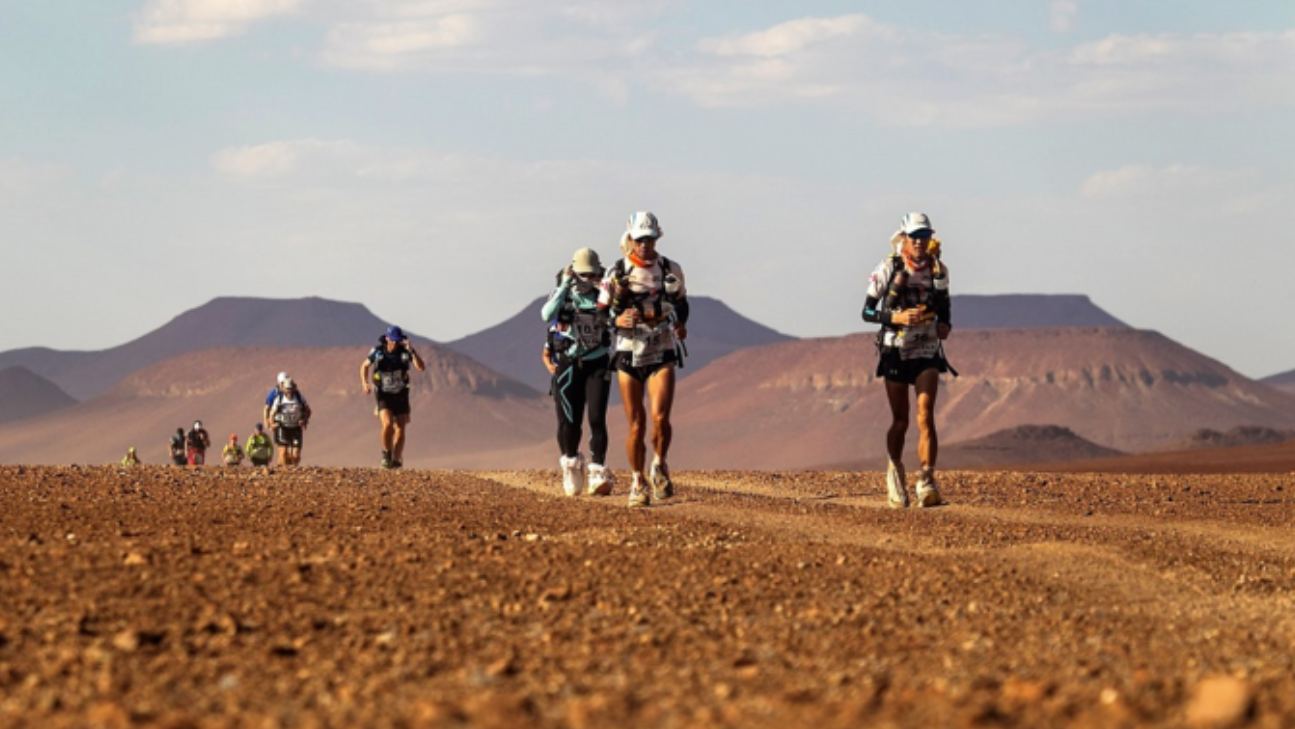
[186,421,211,466]
[245,423,274,468]
[222,434,244,467]
[168,427,187,466]
[120,447,141,467]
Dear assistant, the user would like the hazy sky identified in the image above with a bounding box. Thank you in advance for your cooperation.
[2,1,1293,378]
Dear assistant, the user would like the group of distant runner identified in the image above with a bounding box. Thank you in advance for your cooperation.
[120,209,953,509]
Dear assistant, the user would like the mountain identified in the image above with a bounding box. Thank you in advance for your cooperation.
[950,294,1128,328]
[0,297,437,401]
[665,327,1295,470]
[938,424,1125,468]
[1260,369,1295,395]
[1156,426,1295,452]
[0,346,550,468]
[447,295,794,394]
[0,366,78,425]
[1019,439,1295,475]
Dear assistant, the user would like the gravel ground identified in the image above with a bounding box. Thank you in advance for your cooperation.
[2,464,1294,728]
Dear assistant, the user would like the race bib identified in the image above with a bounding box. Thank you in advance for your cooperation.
[899,321,941,360]
[572,312,604,351]
[630,324,671,367]
[277,401,303,427]
[379,371,406,394]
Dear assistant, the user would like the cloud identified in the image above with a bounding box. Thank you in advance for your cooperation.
[133,0,303,45]
[1079,164,1256,201]
[1050,1,1078,33]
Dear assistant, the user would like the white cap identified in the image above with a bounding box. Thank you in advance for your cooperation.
[194,420,202,429]
[283,377,296,390]
[626,211,662,241]
[900,212,934,236]
[572,248,601,274]
[277,371,289,385]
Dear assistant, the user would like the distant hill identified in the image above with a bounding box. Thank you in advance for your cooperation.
[447,295,794,394]
[665,327,1295,470]
[950,294,1127,328]
[1018,439,1295,475]
[940,424,1125,468]
[0,346,549,468]
[0,297,438,401]
[1157,426,1295,452]
[1261,369,1295,395]
[0,366,78,425]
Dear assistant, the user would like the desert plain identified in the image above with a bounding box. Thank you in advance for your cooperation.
[3,457,1295,728]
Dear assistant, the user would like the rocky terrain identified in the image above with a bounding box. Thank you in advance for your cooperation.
[2,463,1294,728]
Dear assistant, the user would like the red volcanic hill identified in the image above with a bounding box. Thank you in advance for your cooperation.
[1261,368,1295,395]
[0,366,78,425]
[666,328,1295,470]
[448,296,793,394]
[0,297,435,401]
[937,424,1125,469]
[0,346,550,468]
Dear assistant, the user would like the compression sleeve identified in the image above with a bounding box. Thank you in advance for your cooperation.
[673,297,690,326]
[862,296,893,326]
[540,283,568,322]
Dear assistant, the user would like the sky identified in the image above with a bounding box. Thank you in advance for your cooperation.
[2,1,1293,379]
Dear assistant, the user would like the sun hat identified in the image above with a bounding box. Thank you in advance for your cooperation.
[385,325,406,342]
[572,248,601,274]
[626,211,662,241]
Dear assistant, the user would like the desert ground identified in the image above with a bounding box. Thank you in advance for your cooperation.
[3,463,1294,728]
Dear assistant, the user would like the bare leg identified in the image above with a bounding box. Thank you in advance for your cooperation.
[379,410,397,453]
[619,372,647,477]
[392,414,411,462]
[914,368,940,472]
[646,366,676,461]
[884,379,911,463]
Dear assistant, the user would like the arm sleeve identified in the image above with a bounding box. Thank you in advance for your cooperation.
[861,258,895,325]
[540,284,568,322]
[936,264,951,326]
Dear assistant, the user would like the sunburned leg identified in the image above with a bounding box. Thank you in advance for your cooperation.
[884,379,911,463]
[646,366,676,461]
[914,368,940,471]
[619,372,647,474]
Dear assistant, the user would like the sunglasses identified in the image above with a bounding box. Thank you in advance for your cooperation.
[631,236,659,245]
[907,231,933,241]
[575,271,600,280]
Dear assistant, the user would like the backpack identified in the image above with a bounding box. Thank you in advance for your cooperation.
[271,393,311,427]
[186,429,206,449]
[170,434,185,456]
[873,252,958,377]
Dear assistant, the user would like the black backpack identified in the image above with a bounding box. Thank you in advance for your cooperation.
[186,429,206,448]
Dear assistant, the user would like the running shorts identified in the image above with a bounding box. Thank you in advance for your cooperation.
[377,389,411,416]
[274,426,304,448]
[615,350,678,384]
[877,350,942,385]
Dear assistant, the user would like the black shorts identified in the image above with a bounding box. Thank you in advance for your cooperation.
[274,426,304,448]
[171,454,187,466]
[615,350,679,384]
[878,350,942,385]
[377,389,411,416]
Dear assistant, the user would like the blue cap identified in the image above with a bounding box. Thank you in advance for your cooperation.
[386,325,406,342]
[254,423,263,431]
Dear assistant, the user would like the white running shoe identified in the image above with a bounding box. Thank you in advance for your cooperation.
[650,459,674,500]
[560,455,580,497]
[915,468,943,508]
[886,460,909,509]
[627,473,650,508]
[586,463,613,496]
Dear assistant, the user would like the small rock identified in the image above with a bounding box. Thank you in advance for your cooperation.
[112,630,141,652]
[124,552,148,566]
[1186,676,1253,728]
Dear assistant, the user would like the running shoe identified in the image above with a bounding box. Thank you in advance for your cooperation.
[392,459,403,470]
[627,474,650,508]
[650,460,674,500]
[886,460,908,509]
[586,463,614,496]
[381,450,393,469]
[915,468,943,508]
[560,455,580,497]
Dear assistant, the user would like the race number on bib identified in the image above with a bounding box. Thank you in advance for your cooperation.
[630,326,670,367]
[573,312,603,351]
[899,322,941,360]
[379,371,406,394]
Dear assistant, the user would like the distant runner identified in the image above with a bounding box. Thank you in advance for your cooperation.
[268,378,310,467]
[168,428,187,466]
[186,421,211,466]
[245,423,274,468]
[264,372,309,431]
[361,326,426,468]
[862,212,952,508]
[542,247,615,497]
[601,211,689,507]
[120,447,141,467]
[222,434,245,467]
